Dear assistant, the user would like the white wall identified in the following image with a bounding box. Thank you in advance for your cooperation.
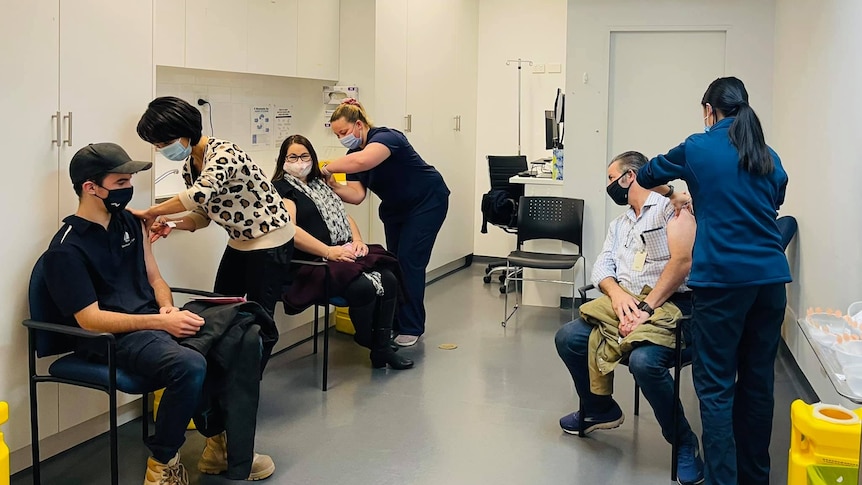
[473,0,568,257]
[565,0,776,275]
[772,0,862,407]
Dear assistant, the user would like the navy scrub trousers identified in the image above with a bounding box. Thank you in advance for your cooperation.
[690,283,787,485]
[383,190,449,337]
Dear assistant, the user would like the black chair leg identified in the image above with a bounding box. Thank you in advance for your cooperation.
[322,303,330,392]
[141,393,149,441]
[29,380,40,485]
[312,304,319,354]
[577,399,585,438]
[633,383,640,416]
[109,390,119,485]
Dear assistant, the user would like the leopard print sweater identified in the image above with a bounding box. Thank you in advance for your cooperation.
[178,138,295,250]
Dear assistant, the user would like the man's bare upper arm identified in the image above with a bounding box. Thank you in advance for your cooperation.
[666,210,696,262]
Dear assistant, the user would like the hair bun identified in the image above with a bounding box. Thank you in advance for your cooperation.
[342,98,359,106]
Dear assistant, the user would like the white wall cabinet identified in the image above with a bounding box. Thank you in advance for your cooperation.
[297,0,340,80]
[0,0,154,464]
[156,0,339,80]
[373,0,478,272]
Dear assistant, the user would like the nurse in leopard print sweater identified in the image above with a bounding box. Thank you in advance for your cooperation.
[132,96,296,317]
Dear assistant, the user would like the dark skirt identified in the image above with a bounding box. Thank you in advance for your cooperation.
[282,244,404,314]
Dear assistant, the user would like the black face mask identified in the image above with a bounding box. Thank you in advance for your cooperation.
[96,185,134,213]
[606,171,631,206]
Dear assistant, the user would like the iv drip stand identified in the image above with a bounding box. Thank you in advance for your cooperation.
[506,58,533,155]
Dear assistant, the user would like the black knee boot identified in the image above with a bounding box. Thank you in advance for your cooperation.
[370,297,413,370]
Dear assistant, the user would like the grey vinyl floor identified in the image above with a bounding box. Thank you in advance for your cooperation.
[13,264,807,485]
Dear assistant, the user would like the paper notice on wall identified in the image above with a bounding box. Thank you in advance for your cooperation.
[274,106,293,143]
[324,109,335,128]
[250,106,271,148]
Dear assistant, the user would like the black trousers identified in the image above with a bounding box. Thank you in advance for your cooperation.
[690,283,786,485]
[214,240,294,317]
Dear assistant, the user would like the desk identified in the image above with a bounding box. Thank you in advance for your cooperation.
[508,176,578,309]
[795,319,862,480]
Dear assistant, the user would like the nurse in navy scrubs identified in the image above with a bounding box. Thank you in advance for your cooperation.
[322,99,450,347]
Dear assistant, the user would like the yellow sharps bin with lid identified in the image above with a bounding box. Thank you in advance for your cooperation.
[788,399,861,484]
[0,402,9,485]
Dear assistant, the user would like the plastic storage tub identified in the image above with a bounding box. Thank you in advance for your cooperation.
[334,306,355,335]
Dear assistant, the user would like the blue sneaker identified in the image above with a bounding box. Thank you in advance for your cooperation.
[676,437,705,485]
[559,402,624,435]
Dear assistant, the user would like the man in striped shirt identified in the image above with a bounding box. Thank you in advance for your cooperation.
[554,151,704,485]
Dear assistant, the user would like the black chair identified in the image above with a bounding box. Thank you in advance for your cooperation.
[502,196,586,326]
[481,155,527,293]
[281,259,345,392]
[24,254,221,485]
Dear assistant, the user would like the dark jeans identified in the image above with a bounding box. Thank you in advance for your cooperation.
[690,284,786,485]
[554,299,697,447]
[383,192,448,337]
[214,240,294,317]
[114,330,207,464]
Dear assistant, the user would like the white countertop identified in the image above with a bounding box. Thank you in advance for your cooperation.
[509,175,564,186]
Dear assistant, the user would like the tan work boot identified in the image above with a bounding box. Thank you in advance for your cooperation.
[144,453,188,485]
[198,431,276,480]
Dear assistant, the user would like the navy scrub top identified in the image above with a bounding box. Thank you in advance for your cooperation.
[636,117,791,289]
[347,127,449,223]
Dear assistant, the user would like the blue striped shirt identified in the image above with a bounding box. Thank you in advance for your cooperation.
[591,192,689,294]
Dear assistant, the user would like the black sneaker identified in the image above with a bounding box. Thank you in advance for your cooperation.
[559,403,625,435]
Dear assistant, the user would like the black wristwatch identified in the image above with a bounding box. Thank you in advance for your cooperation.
[637,300,655,316]
[663,184,675,198]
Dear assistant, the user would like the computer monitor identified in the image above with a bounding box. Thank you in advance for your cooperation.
[544,110,558,150]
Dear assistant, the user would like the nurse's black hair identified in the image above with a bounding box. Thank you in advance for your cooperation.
[136,96,203,146]
[271,134,323,183]
[701,77,773,175]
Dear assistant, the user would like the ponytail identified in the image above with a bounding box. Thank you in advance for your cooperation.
[329,98,374,127]
[729,103,773,175]
[702,77,774,175]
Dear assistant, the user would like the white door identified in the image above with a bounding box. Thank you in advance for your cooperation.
[186,0,248,73]
[605,30,726,224]
[58,0,154,431]
[0,0,62,448]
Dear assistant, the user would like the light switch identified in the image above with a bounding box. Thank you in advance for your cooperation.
[532,64,545,74]
[547,63,562,73]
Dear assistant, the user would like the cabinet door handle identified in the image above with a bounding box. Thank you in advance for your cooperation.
[62,112,73,146]
[51,111,61,146]
[404,114,412,133]
[455,115,462,132]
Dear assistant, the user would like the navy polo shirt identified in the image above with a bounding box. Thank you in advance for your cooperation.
[43,210,159,324]
[636,117,791,288]
[347,127,449,223]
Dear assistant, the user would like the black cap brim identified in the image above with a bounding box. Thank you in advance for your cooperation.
[107,160,153,175]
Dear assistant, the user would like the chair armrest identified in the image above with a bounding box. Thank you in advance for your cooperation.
[578,284,595,302]
[290,259,328,268]
[22,318,115,342]
[170,287,223,298]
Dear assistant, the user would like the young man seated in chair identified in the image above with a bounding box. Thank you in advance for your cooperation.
[554,151,703,485]
[42,143,274,484]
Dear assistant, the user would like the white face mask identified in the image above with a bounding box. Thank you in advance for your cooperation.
[283,160,312,179]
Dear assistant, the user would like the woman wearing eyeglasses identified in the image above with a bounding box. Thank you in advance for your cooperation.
[272,134,413,370]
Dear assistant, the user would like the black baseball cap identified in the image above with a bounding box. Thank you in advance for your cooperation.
[69,143,152,186]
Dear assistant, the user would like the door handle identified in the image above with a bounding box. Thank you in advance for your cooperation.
[404,114,412,133]
[51,111,61,147]
[62,112,73,146]
[454,115,461,132]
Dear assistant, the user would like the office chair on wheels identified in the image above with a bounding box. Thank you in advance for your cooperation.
[480,155,527,293]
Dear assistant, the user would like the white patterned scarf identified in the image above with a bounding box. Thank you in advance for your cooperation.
[284,176,353,244]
